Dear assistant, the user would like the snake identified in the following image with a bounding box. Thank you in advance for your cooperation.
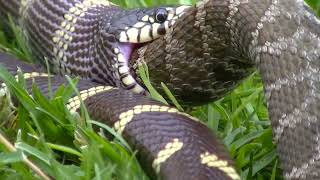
[0,0,319,179]
[135,0,320,179]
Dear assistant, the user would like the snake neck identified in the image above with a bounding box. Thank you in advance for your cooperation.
[134,2,256,105]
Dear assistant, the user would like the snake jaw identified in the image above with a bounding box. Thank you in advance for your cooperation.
[113,5,191,94]
[116,43,146,94]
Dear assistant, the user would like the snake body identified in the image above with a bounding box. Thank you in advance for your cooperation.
[0,0,320,179]
[135,0,320,179]
[0,0,239,179]
[0,53,239,179]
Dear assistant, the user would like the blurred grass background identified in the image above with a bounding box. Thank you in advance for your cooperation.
[0,0,319,180]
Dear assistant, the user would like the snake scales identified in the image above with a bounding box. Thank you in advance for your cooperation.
[0,0,319,179]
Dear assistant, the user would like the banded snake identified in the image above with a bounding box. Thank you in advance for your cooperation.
[0,0,319,179]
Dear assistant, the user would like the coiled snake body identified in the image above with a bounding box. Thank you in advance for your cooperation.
[0,0,319,179]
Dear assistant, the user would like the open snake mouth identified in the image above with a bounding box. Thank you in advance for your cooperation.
[116,42,147,94]
[114,5,191,94]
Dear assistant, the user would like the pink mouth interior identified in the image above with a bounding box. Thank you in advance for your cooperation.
[118,42,135,62]
[118,42,144,62]
[117,42,145,89]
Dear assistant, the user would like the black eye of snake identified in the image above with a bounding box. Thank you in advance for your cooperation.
[155,9,168,23]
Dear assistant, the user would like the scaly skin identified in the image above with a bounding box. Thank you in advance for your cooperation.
[1,0,319,179]
[136,0,320,178]
[0,53,239,179]
[0,0,239,179]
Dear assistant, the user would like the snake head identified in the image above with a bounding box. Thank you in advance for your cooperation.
[106,5,191,94]
[112,5,191,43]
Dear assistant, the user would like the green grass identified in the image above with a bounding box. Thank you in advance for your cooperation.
[0,0,319,180]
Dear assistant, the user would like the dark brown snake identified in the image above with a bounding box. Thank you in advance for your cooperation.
[0,0,319,179]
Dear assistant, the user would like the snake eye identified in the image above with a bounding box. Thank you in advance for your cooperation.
[155,9,168,23]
